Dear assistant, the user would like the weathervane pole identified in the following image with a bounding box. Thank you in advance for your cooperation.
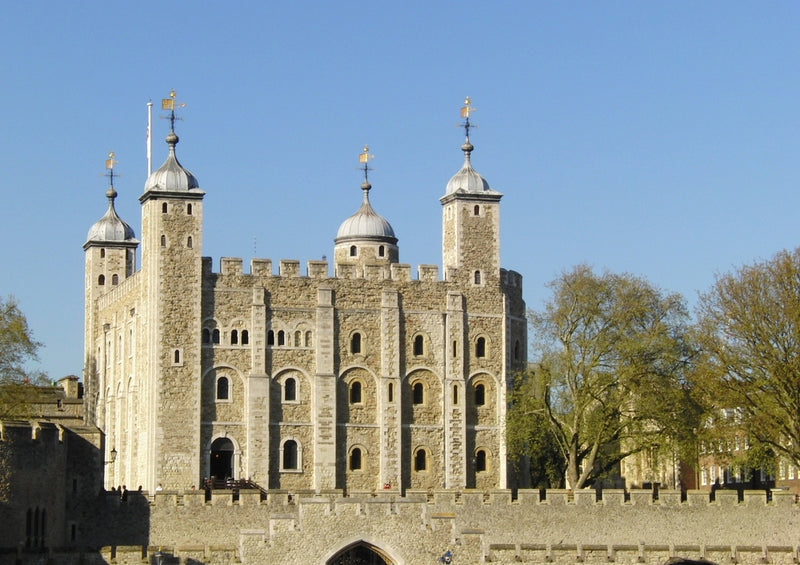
[358,145,374,184]
[147,101,153,176]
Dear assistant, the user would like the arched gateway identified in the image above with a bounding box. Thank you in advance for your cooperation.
[327,541,394,565]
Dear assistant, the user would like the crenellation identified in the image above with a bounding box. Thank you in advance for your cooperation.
[220,257,243,275]
[279,259,300,277]
[418,264,439,281]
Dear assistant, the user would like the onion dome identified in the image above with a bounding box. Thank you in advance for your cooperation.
[335,181,397,244]
[444,139,492,195]
[85,186,137,245]
[143,131,199,193]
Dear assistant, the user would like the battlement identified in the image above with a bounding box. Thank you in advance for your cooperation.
[202,256,443,282]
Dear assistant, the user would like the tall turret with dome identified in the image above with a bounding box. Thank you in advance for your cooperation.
[441,97,503,286]
[137,90,205,490]
[334,145,398,274]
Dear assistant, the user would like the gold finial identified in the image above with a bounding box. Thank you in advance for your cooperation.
[104,151,119,192]
[358,144,374,164]
[460,96,475,119]
[161,89,186,131]
[358,145,375,186]
[105,151,116,170]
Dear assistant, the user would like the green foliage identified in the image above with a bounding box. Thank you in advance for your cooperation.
[693,248,800,469]
[527,265,697,489]
[0,296,46,418]
[507,370,566,488]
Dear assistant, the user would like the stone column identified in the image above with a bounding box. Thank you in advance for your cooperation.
[314,287,336,490]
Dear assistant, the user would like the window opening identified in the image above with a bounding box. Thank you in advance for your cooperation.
[98,275,105,286]
[476,450,487,472]
[350,245,357,257]
[413,382,424,405]
[212,329,220,344]
[100,248,105,258]
[187,236,193,248]
[350,381,362,404]
[284,377,297,402]
[162,203,167,213]
[174,349,180,364]
[388,382,394,402]
[112,274,119,285]
[216,377,229,400]
[160,235,166,247]
[267,330,275,345]
[474,205,480,216]
[282,440,298,470]
[351,332,361,354]
[241,330,249,345]
[475,383,485,406]
[278,330,285,346]
[231,330,238,345]
[413,335,424,356]
[474,270,481,284]
[305,330,312,346]
[295,330,301,347]
[378,245,385,257]
[453,384,458,405]
[476,337,486,358]
[414,449,427,471]
[350,448,362,470]
[187,203,192,215]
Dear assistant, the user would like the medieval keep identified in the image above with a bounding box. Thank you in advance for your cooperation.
[82,98,528,494]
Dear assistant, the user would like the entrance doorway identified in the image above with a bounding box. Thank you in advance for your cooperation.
[327,542,392,565]
[209,437,234,481]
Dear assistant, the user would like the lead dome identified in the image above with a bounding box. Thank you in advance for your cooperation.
[143,131,200,193]
[335,181,397,243]
[85,186,137,244]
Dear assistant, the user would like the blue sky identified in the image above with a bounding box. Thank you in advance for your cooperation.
[0,2,797,380]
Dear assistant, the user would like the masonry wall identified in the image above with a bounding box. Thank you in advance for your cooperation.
[3,488,796,565]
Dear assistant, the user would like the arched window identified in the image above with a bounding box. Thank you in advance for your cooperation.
[414,449,427,471]
[112,274,119,285]
[231,330,238,345]
[475,383,485,406]
[476,337,486,358]
[282,440,298,470]
[267,330,275,345]
[351,332,361,354]
[378,245,385,257]
[349,245,357,257]
[212,329,220,344]
[350,447,362,471]
[413,382,424,405]
[173,349,181,364]
[294,330,301,347]
[187,203,193,215]
[160,235,166,247]
[202,328,211,344]
[162,202,168,213]
[476,449,487,472]
[98,275,105,286]
[474,270,481,285]
[100,248,106,258]
[187,236,193,248]
[388,382,394,402]
[216,377,229,400]
[278,330,285,346]
[474,204,480,216]
[305,331,312,346]
[350,381,362,404]
[241,330,249,345]
[284,377,297,402]
[413,335,424,356]
[453,384,459,405]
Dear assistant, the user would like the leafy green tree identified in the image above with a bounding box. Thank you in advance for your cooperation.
[507,369,566,488]
[694,248,800,469]
[0,296,46,418]
[527,265,696,489]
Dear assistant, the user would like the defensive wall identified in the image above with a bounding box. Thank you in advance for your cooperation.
[4,487,796,565]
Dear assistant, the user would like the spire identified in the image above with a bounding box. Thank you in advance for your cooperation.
[358,144,375,194]
[85,152,137,246]
[459,96,476,159]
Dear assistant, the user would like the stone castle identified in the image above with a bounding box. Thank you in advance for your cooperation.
[82,100,527,495]
[0,101,797,564]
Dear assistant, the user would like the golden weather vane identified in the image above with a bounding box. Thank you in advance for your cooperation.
[458,96,477,142]
[104,151,119,188]
[358,144,375,184]
[161,89,186,131]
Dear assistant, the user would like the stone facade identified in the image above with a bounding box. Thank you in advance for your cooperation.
[83,121,527,496]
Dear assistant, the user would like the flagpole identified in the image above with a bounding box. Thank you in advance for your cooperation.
[147,101,153,176]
